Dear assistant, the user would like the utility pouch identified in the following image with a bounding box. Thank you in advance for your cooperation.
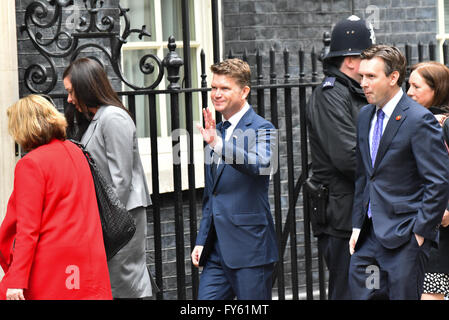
[304,178,328,225]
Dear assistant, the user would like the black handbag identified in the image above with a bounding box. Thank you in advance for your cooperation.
[70,140,136,260]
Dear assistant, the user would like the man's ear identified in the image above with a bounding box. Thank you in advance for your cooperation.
[344,56,360,70]
[389,70,400,86]
[345,56,355,69]
[241,86,250,100]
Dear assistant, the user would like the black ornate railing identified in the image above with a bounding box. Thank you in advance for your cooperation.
[20,0,164,93]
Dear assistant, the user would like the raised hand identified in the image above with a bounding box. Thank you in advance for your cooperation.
[196,107,218,147]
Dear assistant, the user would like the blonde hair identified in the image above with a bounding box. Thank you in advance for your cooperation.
[210,58,251,88]
[7,94,67,152]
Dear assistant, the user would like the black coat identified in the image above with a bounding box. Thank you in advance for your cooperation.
[306,65,367,238]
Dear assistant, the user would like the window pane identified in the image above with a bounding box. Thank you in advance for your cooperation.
[122,49,161,137]
[161,0,196,41]
[120,0,156,42]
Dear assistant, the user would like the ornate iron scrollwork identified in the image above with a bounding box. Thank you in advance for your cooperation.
[21,0,164,93]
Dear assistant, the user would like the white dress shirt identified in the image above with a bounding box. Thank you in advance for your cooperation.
[213,102,250,159]
[369,88,403,150]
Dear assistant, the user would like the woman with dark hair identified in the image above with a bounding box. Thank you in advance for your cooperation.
[408,61,449,300]
[63,58,153,299]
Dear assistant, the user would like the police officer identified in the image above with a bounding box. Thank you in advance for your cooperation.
[306,15,374,300]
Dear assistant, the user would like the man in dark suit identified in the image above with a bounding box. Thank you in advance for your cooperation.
[191,58,279,300]
[306,15,373,300]
[349,44,449,299]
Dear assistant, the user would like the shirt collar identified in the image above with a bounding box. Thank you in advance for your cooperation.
[224,102,250,128]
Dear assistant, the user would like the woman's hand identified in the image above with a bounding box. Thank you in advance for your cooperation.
[6,288,25,300]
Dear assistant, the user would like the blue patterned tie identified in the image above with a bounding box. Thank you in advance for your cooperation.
[220,121,232,141]
[368,109,384,218]
[371,109,385,167]
[212,121,231,179]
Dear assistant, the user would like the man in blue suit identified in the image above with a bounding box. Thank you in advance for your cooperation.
[348,45,449,299]
[191,58,279,300]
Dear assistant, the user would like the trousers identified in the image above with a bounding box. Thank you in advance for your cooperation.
[198,240,274,300]
[349,219,430,300]
[318,234,352,300]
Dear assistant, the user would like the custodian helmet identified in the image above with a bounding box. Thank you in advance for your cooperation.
[324,15,374,60]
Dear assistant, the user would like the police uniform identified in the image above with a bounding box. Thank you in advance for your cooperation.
[305,16,373,300]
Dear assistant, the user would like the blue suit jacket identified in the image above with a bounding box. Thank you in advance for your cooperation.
[196,107,279,269]
[353,93,449,249]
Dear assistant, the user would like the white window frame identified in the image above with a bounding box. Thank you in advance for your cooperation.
[437,0,448,62]
[120,0,220,193]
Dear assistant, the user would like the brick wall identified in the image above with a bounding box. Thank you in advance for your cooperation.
[353,0,437,63]
[222,0,438,74]
[146,192,203,300]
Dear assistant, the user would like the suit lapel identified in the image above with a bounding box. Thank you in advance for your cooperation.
[210,122,222,180]
[80,107,106,147]
[80,120,98,147]
[373,95,408,169]
[361,105,376,174]
[211,107,255,191]
[212,127,226,191]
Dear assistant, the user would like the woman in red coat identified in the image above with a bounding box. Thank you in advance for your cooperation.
[0,94,112,300]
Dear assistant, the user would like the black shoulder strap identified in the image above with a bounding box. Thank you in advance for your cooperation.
[68,139,96,165]
[443,117,449,146]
